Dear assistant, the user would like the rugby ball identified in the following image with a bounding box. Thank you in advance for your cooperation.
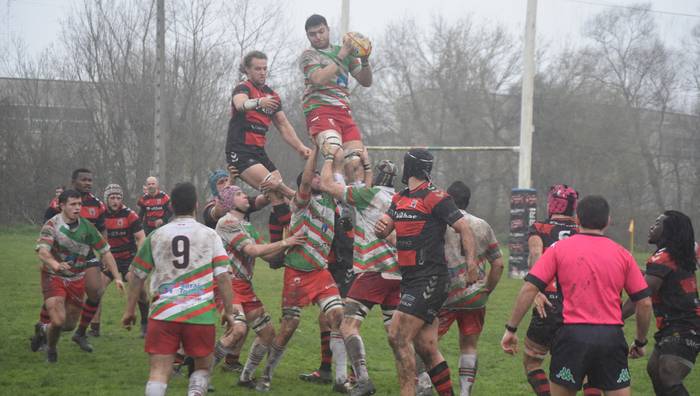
[344,31,372,58]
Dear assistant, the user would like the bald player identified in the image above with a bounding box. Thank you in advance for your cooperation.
[138,177,172,235]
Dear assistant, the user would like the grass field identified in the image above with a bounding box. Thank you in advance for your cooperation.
[1,226,698,395]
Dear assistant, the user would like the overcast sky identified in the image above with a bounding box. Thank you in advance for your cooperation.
[2,0,699,61]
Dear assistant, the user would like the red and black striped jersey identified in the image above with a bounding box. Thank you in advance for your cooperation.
[388,182,463,279]
[226,81,282,150]
[645,248,700,335]
[44,198,60,222]
[528,217,579,293]
[137,191,171,232]
[105,205,142,262]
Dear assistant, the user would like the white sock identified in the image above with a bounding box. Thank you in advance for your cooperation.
[145,381,167,396]
[187,369,209,396]
[459,353,477,396]
[330,332,347,383]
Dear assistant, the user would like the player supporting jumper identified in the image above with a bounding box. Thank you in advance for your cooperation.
[213,185,306,387]
[374,149,477,396]
[34,189,123,363]
[521,185,599,396]
[88,184,148,338]
[121,182,238,396]
[320,147,401,396]
[437,181,504,396]
[502,195,652,396]
[256,146,347,393]
[138,176,172,235]
[301,14,372,181]
[621,211,699,395]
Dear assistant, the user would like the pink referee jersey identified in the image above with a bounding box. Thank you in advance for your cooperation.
[526,233,650,325]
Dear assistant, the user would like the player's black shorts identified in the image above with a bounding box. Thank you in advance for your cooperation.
[226,146,277,174]
[550,324,630,391]
[397,271,449,324]
[102,259,131,281]
[329,265,356,298]
[525,292,563,348]
[654,329,700,366]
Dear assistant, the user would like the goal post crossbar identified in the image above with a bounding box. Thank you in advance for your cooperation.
[366,146,520,152]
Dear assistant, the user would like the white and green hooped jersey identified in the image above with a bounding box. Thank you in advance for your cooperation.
[343,185,399,277]
[131,217,232,325]
[284,192,336,272]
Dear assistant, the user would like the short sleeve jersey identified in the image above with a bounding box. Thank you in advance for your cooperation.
[105,205,142,263]
[387,182,464,279]
[444,210,502,309]
[284,192,337,272]
[528,217,579,293]
[526,233,651,325]
[36,215,110,278]
[215,213,263,282]
[343,185,399,276]
[137,191,171,231]
[300,45,361,115]
[645,248,700,335]
[130,217,232,325]
[226,81,282,150]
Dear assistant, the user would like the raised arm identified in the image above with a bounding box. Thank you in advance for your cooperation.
[272,111,311,159]
[320,152,346,202]
[351,56,372,87]
[297,145,319,198]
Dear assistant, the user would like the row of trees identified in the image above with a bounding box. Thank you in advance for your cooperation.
[1,1,699,245]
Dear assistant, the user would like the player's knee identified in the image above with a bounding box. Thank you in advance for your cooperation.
[250,312,272,335]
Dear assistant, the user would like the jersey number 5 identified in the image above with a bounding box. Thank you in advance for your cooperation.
[172,235,190,269]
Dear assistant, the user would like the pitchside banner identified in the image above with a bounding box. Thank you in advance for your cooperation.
[509,188,537,277]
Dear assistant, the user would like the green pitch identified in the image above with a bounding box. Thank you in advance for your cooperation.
[1,227,698,395]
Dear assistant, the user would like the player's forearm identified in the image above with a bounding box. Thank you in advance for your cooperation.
[355,64,372,87]
[507,282,539,328]
[126,275,145,314]
[102,253,122,282]
[459,224,478,265]
[485,258,505,292]
[634,297,652,341]
[620,298,635,321]
[310,63,339,85]
[277,121,305,152]
[299,149,318,194]
[38,249,61,270]
[215,273,235,316]
[244,240,288,258]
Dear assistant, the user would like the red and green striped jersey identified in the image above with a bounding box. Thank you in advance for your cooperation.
[215,213,263,282]
[343,185,399,276]
[36,214,110,278]
[443,210,502,309]
[284,192,336,272]
[300,45,361,115]
[131,217,232,325]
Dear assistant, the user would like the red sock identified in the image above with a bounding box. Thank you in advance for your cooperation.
[77,298,100,335]
[527,369,551,396]
[428,360,454,396]
[40,304,50,324]
[320,331,332,372]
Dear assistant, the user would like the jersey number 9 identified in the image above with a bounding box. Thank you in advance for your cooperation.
[172,235,190,269]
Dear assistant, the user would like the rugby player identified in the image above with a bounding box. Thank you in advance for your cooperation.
[300,14,372,181]
[257,146,348,393]
[437,181,504,396]
[502,195,652,396]
[374,149,477,396]
[137,176,172,235]
[43,185,65,222]
[88,184,148,338]
[621,211,699,395]
[319,146,401,396]
[121,182,238,396]
[34,189,122,363]
[212,185,306,387]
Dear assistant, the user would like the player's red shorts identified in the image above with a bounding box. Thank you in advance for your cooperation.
[232,278,264,314]
[346,271,401,308]
[437,308,486,337]
[145,319,215,357]
[282,267,339,309]
[305,106,361,142]
[41,271,85,307]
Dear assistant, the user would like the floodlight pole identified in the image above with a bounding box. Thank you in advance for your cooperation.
[341,0,350,35]
[518,0,537,189]
[154,0,166,186]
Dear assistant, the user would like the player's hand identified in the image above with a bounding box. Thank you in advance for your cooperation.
[52,261,71,273]
[533,292,553,319]
[466,260,479,284]
[260,174,281,193]
[258,96,279,112]
[374,217,390,237]
[121,311,136,330]
[629,344,645,358]
[501,330,519,355]
[114,279,125,294]
[227,164,240,181]
[222,313,238,329]
[284,231,307,247]
[338,36,354,59]
[154,219,164,227]
[298,145,312,159]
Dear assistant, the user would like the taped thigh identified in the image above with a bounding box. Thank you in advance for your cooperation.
[250,311,273,334]
[318,295,344,314]
[343,299,370,322]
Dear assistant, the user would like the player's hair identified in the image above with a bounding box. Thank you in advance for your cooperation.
[71,168,92,180]
[58,189,81,204]
[55,185,66,190]
[305,14,328,31]
[447,181,471,210]
[659,210,697,272]
[296,170,320,188]
[239,50,267,75]
[171,182,197,215]
[576,195,609,230]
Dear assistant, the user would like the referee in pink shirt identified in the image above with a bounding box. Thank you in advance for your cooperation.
[501,195,653,396]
